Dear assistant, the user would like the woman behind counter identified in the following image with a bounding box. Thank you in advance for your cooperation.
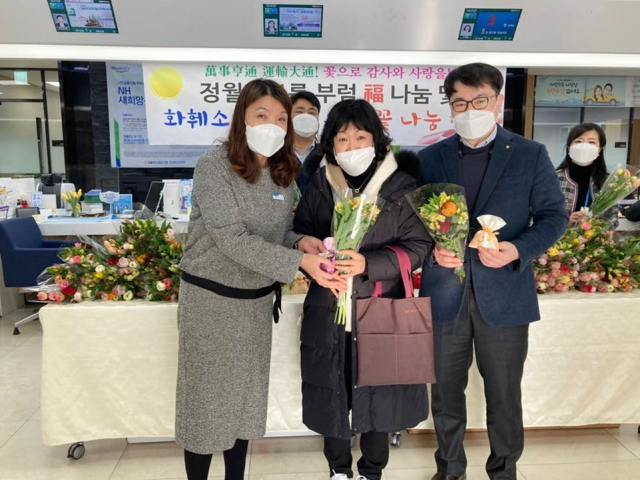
[176,79,343,480]
[556,122,618,228]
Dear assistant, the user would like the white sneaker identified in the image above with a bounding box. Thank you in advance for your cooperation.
[330,472,349,480]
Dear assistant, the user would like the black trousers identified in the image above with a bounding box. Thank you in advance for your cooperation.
[431,285,529,480]
[323,333,390,480]
[184,439,249,480]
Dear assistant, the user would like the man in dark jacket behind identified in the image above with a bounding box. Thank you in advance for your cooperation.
[417,63,569,480]
[291,91,324,195]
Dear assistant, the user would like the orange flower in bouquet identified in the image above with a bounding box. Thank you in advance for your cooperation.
[407,184,469,281]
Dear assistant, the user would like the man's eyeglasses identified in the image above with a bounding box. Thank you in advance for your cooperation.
[449,95,498,113]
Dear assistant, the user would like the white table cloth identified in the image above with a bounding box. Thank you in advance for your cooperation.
[40,292,640,446]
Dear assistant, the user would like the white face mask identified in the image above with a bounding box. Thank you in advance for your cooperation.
[292,114,319,138]
[453,108,497,140]
[245,123,287,158]
[569,143,599,166]
[335,146,376,177]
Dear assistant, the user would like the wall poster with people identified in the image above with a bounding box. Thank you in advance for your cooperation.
[584,77,627,106]
[141,63,507,147]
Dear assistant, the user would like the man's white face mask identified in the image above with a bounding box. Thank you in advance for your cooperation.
[452,107,497,140]
[293,114,319,138]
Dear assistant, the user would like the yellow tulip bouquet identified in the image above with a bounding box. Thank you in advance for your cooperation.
[61,189,83,217]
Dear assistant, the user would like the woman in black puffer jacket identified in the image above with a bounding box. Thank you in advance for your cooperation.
[293,100,432,480]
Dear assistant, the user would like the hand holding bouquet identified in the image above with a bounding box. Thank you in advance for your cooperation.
[407,184,469,281]
[324,191,383,325]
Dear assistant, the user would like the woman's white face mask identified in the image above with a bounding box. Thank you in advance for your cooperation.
[569,143,600,167]
[245,123,287,158]
[335,147,376,176]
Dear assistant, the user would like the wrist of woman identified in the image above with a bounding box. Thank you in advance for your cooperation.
[293,236,306,251]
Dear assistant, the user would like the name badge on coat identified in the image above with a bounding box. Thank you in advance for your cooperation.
[272,193,284,201]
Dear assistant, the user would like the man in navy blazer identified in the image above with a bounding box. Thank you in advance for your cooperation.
[418,64,568,480]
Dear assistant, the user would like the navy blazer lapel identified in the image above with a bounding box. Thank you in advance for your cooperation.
[472,126,515,219]
[439,136,462,185]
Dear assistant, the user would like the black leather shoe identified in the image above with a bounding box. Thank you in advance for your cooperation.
[431,475,467,480]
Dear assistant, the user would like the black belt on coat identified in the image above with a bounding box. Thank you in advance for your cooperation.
[181,272,283,323]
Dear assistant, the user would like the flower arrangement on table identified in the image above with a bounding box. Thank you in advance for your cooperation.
[37,219,183,303]
[534,167,640,294]
[535,218,640,293]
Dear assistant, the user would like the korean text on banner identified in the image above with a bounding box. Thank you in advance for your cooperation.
[142,63,507,147]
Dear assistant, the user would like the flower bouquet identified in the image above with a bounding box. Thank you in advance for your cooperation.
[406,184,469,281]
[61,189,82,217]
[589,166,640,218]
[322,191,383,325]
[534,216,640,294]
[293,183,302,210]
[37,219,183,303]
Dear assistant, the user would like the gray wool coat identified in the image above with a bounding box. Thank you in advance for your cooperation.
[176,146,303,454]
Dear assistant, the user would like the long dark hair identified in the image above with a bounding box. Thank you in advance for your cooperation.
[557,123,608,189]
[593,85,605,101]
[224,79,299,187]
[320,99,392,165]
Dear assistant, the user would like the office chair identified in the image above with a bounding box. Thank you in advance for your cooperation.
[0,217,63,334]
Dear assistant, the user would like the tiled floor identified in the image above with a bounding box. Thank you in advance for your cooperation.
[1,307,639,480]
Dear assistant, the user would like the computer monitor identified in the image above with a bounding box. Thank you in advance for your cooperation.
[144,182,165,215]
[38,182,75,208]
[40,174,63,186]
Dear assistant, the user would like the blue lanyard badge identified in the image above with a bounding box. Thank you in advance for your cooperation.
[584,178,592,207]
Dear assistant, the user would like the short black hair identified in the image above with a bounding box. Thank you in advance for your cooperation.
[443,63,504,99]
[290,91,321,113]
[320,99,392,165]
[56,15,64,19]
[604,83,613,89]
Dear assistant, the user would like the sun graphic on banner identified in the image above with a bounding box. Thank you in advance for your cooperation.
[149,67,184,100]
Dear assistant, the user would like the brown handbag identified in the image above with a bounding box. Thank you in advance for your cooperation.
[354,246,436,387]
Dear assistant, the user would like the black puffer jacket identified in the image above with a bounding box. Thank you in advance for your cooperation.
[293,151,432,439]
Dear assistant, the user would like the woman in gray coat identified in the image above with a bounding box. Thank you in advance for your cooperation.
[176,79,343,480]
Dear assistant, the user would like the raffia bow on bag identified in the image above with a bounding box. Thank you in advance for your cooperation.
[354,246,436,387]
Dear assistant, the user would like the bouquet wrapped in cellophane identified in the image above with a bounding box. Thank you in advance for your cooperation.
[586,165,640,219]
[321,190,383,325]
[406,184,469,282]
